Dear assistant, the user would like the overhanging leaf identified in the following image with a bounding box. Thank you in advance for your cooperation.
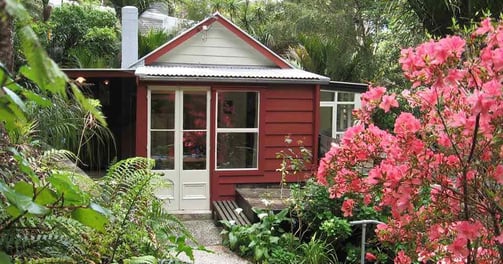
[0,251,12,264]
[22,90,51,107]
[0,107,18,133]
[17,26,67,96]
[3,87,26,112]
[90,202,112,217]
[14,181,33,197]
[0,181,49,215]
[6,205,22,218]
[34,188,58,205]
[70,85,107,126]
[5,0,31,25]
[48,172,89,206]
[71,208,108,232]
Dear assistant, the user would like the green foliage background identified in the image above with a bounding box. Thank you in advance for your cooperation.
[0,1,199,262]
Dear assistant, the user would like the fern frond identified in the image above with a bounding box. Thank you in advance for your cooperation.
[99,157,154,205]
[39,149,78,169]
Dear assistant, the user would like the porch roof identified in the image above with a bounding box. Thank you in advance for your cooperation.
[135,65,330,84]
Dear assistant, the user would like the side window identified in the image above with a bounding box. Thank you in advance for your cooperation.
[216,91,259,170]
[320,91,360,140]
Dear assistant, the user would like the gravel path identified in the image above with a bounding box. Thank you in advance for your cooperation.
[178,220,250,264]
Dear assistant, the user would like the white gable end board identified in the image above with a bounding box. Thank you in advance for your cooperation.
[155,22,277,67]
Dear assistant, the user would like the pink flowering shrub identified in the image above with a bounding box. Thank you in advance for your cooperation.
[317,18,503,264]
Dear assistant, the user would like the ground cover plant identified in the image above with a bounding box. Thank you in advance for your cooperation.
[317,18,503,263]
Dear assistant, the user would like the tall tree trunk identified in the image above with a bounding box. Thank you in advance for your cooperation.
[0,0,14,72]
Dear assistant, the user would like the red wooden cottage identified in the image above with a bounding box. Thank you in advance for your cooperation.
[65,8,366,213]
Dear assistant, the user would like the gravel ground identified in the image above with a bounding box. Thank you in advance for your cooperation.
[178,220,250,264]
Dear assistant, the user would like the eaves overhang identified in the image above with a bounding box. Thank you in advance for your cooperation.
[135,65,330,85]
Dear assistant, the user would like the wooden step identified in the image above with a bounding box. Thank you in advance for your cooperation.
[212,200,251,226]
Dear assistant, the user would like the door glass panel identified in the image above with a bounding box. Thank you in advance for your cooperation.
[183,91,207,130]
[320,106,333,137]
[336,104,354,131]
[151,92,175,129]
[151,131,174,170]
[183,131,206,170]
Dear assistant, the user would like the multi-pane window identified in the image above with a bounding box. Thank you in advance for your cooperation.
[320,90,360,140]
[216,91,259,169]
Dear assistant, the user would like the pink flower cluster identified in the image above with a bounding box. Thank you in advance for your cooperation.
[317,18,503,263]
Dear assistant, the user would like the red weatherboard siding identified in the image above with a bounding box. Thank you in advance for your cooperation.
[263,84,317,181]
[135,82,318,202]
[211,84,318,201]
[135,83,148,157]
[313,84,320,163]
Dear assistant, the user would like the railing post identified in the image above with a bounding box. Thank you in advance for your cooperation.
[349,220,384,264]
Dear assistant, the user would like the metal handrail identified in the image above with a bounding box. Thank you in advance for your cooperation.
[349,220,384,264]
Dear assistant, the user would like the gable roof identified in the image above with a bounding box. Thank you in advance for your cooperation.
[131,12,292,69]
[131,12,330,84]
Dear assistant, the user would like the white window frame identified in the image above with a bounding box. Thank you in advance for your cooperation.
[215,91,260,171]
[320,90,361,139]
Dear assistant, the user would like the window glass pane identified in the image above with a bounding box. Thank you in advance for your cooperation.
[151,92,175,129]
[320,91,335,101]
[151,131,174,170]
[217,92,258,128]
[183,91,207,130]
[183,131,206,170]
[217,133,257,169]
[320,107,333,137]
[337,92,355,102]
[336,104,354,131]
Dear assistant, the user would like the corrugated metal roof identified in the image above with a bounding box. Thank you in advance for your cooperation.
[135,65,330,84]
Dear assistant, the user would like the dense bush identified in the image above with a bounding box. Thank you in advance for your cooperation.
[32,4,120,68]
[317,18,503,263]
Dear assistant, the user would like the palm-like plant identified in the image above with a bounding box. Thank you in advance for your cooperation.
[26,90,116,171]
[139,28,174,57]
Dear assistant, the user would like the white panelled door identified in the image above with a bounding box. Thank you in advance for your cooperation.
[148,87,210,212]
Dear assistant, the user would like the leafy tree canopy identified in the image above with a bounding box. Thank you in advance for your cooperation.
[408,0,503,36]
[32,3,120,68]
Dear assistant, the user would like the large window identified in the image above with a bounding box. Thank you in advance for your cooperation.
[216,91,259,170]
[320,90,360,140]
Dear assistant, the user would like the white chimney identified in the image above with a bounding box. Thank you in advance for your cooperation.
[121,6,138,68]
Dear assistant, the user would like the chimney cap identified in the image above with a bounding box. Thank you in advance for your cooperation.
[122,6,138,14]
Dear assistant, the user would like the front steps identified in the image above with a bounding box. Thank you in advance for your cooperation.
[213,185,291,225]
